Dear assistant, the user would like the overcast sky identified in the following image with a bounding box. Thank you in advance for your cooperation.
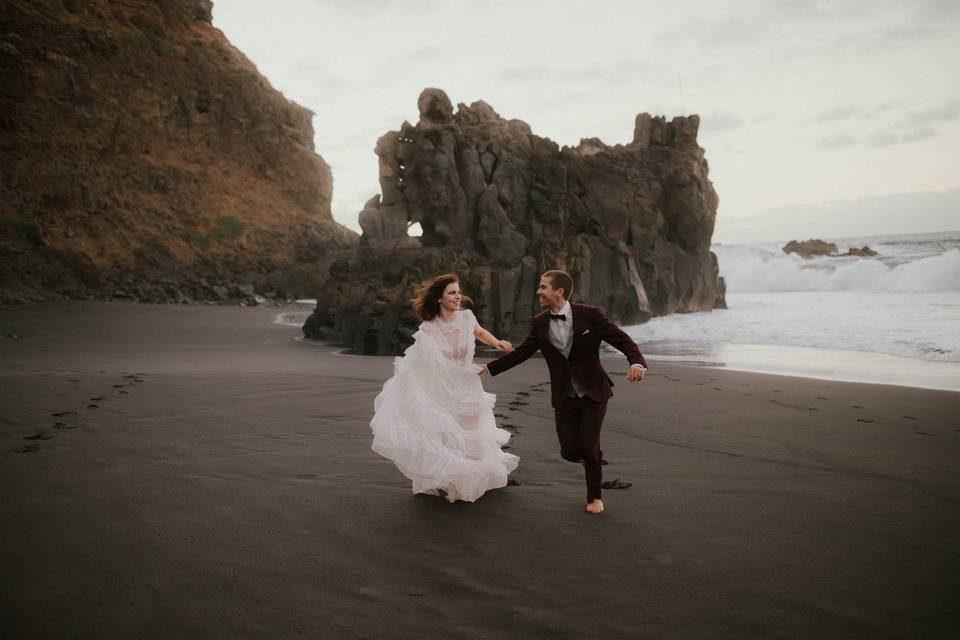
[212,0,960,243]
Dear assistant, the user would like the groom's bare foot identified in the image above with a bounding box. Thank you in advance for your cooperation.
[585,499,604,514]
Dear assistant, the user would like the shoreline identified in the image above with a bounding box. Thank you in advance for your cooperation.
[643,348,960,393]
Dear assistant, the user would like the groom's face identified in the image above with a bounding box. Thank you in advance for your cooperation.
[537,276,565,309]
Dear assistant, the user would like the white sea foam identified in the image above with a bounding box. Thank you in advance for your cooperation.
[274,300,316,327]
[714,245,960,293]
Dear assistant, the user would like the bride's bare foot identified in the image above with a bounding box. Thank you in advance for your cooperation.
[585,499,604,514]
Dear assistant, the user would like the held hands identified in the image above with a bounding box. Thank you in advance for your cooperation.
[478,364,488,377]
[627,364,647,382]
[496,339,513,353]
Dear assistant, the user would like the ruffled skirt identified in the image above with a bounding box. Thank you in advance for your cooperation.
[370,336,519,502]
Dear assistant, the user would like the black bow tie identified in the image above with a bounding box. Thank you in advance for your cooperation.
[549,314,566,321]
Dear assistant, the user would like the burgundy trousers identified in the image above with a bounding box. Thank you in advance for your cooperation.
[554,394,608,502]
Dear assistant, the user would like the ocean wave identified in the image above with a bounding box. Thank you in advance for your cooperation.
[715,246,960,293]
[626,291,960,363]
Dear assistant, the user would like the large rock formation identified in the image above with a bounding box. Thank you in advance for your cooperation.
[782,239,839,258]
[306,88,726,354]
[783,239,878,258]
[0,0,354,304]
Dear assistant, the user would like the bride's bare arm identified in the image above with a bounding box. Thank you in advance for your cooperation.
[474,325,513,353]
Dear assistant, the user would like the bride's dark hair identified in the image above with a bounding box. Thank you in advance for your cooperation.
[411,273,473,321]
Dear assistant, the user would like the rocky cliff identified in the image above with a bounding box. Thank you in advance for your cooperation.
[0,0,354,304]
[306,88,726,354]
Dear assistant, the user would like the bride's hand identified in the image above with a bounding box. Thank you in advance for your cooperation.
[496,340,513,353]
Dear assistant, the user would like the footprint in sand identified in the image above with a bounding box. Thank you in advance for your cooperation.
[494,413,508,419]
[772,389,782,393]
[507,477,522,486]
[713,387,722,391]
[531,388,545,393]
[508,400,529,406]
[852,404,864,409]
[24,432,54,441]
[87,404,99,409]
[52,410,77,417]
[816,397,828,401]
[15,443,40,453]
[90,396,104,402]
[516,391,530,397]
[902,416,916,420]
[53,422,77,430]
[915,431,932,436]
[856,418,875,423]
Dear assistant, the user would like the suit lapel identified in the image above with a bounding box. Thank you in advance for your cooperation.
[570,304,586,351]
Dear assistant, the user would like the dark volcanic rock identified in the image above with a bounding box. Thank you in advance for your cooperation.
[783,239,839,258]
[307,88,726,354]
[783,239,879,259]
[843,245,878,257]
[0,0,355,303]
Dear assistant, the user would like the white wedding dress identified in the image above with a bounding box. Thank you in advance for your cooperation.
[370,309,519,502]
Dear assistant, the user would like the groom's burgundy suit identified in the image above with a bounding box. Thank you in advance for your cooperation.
[486,303,647,502]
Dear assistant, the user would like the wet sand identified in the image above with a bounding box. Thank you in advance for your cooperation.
[1,302,958,639]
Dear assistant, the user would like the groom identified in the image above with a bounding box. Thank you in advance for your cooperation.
[480,270,647,514]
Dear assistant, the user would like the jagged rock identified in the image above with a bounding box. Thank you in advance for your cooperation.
[0,0,355,303]
[783,239,839,258]
[306,88,726,354]
[843,246,878,257]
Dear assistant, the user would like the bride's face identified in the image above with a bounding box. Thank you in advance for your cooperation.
[439,282,462,313]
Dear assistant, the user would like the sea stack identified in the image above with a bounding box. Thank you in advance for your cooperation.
[307,88,726,354]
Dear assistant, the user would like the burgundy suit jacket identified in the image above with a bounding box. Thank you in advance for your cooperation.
[486,304,647,408]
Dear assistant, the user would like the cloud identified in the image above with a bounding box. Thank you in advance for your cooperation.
[805,102,898,125]
[816,134,859,149]
[897,99,960,128]
[807,105,871,124]
[866,126,940,147]
[529,90,592,114]
[867,131,899,147]
[653,16,773,50]
[701,112,744,133]
[396,46,446,63]
[496,60,668,89]
[901,127,939,143]
[913,0,960,21]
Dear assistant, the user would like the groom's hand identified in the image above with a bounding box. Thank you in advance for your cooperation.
[627,364,646,382]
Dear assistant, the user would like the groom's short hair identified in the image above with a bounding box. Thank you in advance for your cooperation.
[542,270,573,300]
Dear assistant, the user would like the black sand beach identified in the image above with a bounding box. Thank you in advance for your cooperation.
[1,303,958,638]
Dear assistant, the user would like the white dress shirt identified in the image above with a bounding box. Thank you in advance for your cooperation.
[548,301,585,397]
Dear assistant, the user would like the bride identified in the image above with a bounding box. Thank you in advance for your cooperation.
[370,273,519,502]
